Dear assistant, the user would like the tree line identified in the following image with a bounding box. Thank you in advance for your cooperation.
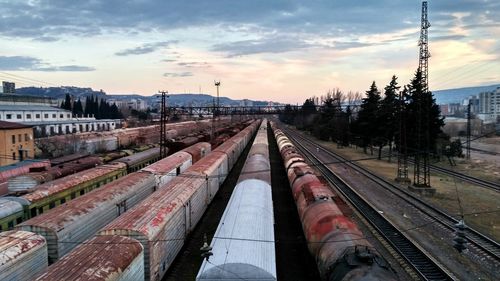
[280,70,463,160]
[61,94,123,119]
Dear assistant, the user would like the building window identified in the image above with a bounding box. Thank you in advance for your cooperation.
[44,114,48,118]
[52,114,56,118]
[11,135,15,144]
[60,114,64,118]
[26,114,32,119]
[18,134,21,142]
[12,152,16,160]
[36,114,40,119]
[6,114,12,119]
[24,133,29,141]
[67,114,70,118]
[16,114,21,119]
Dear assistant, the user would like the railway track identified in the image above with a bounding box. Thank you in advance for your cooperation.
[427,163,499,192]
[288,130,500,264]
[283,128,455,281]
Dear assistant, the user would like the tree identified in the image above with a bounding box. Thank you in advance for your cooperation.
[72,99,84,116]
[378,75,400,160]
[352,81,381,154]
[62,93,72,110]
[279,104,295,124]
[405,70,444,157]
[297,98,317,131]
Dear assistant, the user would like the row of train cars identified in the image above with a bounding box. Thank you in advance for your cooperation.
[0,118,244,231]
[36,118,234,156]
[0,119,398,281]
[0,119,260,280]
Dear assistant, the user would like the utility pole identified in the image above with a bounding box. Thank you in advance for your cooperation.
[159,90,169,158]
[466,102,471,159]
[414,1,432,188]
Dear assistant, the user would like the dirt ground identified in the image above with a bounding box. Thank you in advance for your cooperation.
[295,130,499,280]
[311,134,499,242]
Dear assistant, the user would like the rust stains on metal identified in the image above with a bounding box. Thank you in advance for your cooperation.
[22,162,127,203]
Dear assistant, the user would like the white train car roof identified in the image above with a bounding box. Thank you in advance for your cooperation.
[0,230,47,281]
[196,179,276,281]
[0,198,23,218]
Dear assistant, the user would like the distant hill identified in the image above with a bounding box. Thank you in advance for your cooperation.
[16,86,106,99]
[433,84,500,104]
[15,86,274,107]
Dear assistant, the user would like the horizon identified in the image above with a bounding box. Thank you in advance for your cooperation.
[1,1,499,104]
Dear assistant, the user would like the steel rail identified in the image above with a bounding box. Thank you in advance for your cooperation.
[290,130,500,264]
[283,128,455,281]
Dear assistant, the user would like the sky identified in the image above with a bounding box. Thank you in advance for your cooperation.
[0,0,499,104]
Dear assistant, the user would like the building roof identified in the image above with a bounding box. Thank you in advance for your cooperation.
[0,120,32,130]
[0,104,67,111]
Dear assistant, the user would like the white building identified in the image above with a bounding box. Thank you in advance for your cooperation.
[478,87,500,122]
[0,96,121,138]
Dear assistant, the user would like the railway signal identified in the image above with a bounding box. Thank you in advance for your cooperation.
[453,220,467,253]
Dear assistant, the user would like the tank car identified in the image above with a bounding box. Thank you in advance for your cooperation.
[271,122,397,281]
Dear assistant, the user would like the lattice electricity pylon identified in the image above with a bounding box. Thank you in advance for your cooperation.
[414,1,432,187]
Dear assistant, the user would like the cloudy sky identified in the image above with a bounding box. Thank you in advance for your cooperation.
[0,0,499,104]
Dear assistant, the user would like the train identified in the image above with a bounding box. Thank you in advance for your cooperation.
[7,144,157,195]
[97,120,260,281]
[0,230,48,281]
[1,119,254,232]
[0,147,162,232]
[271,122,397,281]
[17,142,211,264]
[196,119,276,280]
[29,120,260,281]
[35,118,233,157]
[0,159,51,196]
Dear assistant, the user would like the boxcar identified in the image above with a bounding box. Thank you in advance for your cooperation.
[35,235,144,281]
[0,230,47,281]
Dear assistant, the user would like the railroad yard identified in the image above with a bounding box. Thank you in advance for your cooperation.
[290,126,499,280]
[1,118,499,281]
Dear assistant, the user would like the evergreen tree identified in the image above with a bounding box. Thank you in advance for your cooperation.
[405,70,444,156]
[378,75,400,160]
[62,93,72,110]
[110,104,123,119]
[297,98,317,131]
[352,81,381,153]
[73,99,84,116]
[279,104,295,124]
[84,96,91,116]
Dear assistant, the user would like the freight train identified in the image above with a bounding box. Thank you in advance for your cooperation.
[32,120,260,281]
[0,147,161,232]
[7,144,156,195]
[197,119,276,280]
[271,122,397,281]
[0,119,253,232]
[36,118,233,156]
[17,142,211,264]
